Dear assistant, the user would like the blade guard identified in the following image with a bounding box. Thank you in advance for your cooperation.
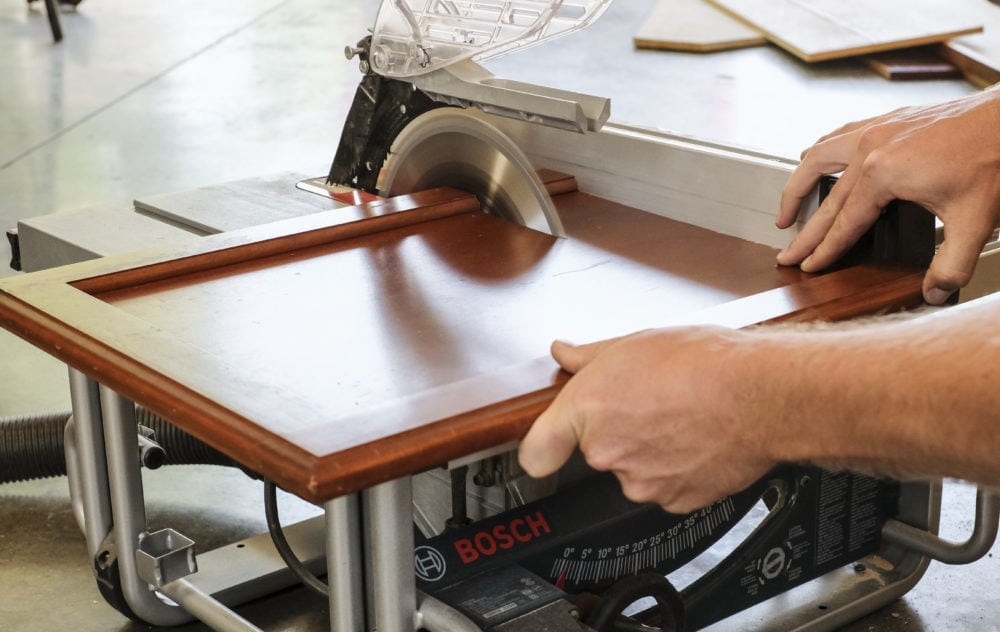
[370,0,614,78]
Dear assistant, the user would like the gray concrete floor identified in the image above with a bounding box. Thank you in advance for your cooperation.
[0,0,997,630]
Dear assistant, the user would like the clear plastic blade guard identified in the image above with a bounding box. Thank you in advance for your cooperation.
[369,0,614,78]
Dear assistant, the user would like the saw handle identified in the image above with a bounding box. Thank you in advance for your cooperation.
[882,486,1000,564]
[586,572,684,632]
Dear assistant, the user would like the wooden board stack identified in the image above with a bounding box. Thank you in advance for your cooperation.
[636,0,1000,85]
[939,0,1000,87]
[705,0,982,62]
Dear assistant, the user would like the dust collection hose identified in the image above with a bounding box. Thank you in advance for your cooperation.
[0,409,236,485]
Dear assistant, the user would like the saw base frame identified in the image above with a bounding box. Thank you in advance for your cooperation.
[61,369,944,631]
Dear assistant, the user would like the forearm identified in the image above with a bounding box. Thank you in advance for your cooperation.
[748,300,1000,486]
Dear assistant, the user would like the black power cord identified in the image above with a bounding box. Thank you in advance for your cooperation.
[587,572,685,632]
[263,480,329,598]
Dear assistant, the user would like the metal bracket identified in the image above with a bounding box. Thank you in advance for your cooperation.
[136,528,198,588]
[409,60,610,134]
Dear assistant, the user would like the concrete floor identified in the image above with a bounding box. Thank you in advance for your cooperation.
[0,0,998,630]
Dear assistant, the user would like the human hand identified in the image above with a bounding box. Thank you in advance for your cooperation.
[517,328,776,514]
[776,90,1000,305]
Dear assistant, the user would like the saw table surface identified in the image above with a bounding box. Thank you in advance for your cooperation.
[0,178,925,503]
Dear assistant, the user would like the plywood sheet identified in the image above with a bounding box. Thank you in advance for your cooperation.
[634,0,766,53]
[707,0,983,62]
[939,0,1000,87]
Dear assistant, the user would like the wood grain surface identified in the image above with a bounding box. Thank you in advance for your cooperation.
[863,47,961,81]
[707,0,983,62]
[635,0,766,53]
[0,182,927,503]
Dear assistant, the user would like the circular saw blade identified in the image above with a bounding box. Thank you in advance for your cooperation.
[377,109,564,237]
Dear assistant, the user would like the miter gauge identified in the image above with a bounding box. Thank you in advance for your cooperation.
[327,0,614,237]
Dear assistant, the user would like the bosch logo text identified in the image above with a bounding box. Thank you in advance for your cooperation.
[453,511,551,564]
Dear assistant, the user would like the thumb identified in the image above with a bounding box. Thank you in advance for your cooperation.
[518,395,581,478]
[551,336,622,374]
[923,227,985,304]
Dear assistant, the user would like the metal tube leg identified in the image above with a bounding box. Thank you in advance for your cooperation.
[67,369,112,558]
[100,385,189,626]
[64,415,87,533]
[159,579,264,632]
[327,494,364,632]
[883,486,1000,564]
[43,0,62,42]
[365,478,417,632]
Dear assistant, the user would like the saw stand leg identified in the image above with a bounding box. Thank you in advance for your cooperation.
[367,478,418,630]
[337,478,485,632]
[43,0,63,42]
[325,478,420,632]
[66,368,435,631]
[68,370,264,628]
[66,368,291,630]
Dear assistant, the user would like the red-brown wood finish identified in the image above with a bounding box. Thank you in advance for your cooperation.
[0,179,926,502]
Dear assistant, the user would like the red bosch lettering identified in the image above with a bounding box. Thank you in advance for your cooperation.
[525,510,551,537]
[454,538,478,564]
[474,531,497,556]
[451,510,552,565]
[509,518,531,543]
[493,524,515,550]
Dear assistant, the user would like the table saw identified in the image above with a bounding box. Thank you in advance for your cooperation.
[2,2,999,631]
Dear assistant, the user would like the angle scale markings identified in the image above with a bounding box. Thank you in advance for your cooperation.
[655,541,667,563]
[551,558,566,579]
